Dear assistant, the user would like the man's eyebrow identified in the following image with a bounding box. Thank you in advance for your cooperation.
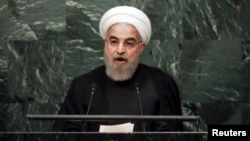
[108,36,137,41]
[109,36,118,40]
[125,37,137,41]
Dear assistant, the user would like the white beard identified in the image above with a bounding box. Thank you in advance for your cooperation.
[104,53,140,81]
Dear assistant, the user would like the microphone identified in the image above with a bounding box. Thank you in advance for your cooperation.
[86,83,97,115]
[83,83,96,131]
[134,82,146,132]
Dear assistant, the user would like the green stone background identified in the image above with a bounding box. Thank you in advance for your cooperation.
[0,0,249,132]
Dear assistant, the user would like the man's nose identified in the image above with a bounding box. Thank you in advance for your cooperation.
[116,42,126,54]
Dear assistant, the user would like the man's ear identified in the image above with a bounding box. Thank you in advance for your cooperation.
[140,42,146,54]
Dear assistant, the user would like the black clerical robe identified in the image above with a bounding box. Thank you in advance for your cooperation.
[52,63,183,132]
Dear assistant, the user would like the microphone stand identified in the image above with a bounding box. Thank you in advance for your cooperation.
[83,83,96,131]
[134,82,146,132]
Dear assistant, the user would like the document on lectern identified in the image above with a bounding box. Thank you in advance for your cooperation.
[99,122,134,133]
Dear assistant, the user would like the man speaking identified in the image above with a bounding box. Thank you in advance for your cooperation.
[52,5,183,132]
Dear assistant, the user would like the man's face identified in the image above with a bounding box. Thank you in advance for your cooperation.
[104,23,146,81]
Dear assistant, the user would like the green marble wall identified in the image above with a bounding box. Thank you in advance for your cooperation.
[0,0,249,132]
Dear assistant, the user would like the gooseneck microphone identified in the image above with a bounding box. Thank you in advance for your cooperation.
[134,82,146,132]
[83,83,96,131]
[86,83,97,115]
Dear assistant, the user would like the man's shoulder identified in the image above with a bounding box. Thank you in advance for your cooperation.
[73,65,105,83]
[141,64,162,72]
[141,64,172,78]
[140,63,177,85]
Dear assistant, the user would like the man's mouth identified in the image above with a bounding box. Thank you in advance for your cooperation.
[114,57,127,64]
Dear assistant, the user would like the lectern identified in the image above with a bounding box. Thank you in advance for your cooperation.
[0,115,208,141]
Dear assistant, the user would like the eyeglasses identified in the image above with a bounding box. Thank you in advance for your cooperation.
[105,38,142,49]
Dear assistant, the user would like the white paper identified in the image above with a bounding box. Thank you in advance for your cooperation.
[99,122,134,133]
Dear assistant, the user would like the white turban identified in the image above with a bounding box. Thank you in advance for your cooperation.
[99,6,152,44]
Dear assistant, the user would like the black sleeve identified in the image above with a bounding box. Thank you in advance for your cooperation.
[152,70,184,131]
[51,79,85,131]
